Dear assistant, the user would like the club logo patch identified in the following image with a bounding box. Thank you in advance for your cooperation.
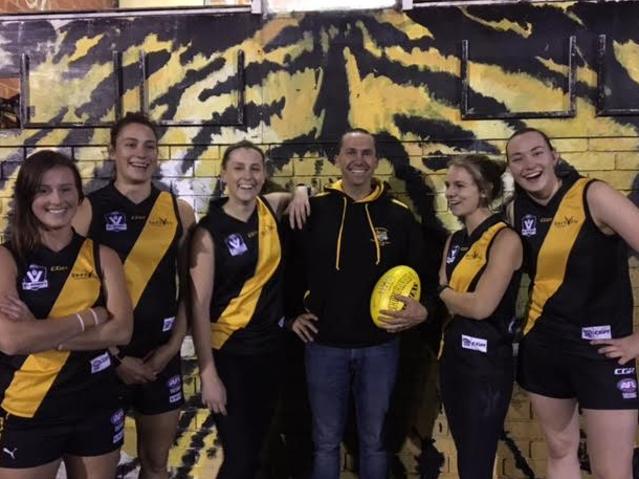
[167,375,182,395]
[373,227,390,246]
[617,378,637,399]
[446,245,460,264]
[22,264,48,291]
[225,234,248,257]
[521,214,537,237]
[105,211,127,232]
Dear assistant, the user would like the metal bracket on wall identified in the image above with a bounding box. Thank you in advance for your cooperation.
[139,49,246,127]
[19,52,123,129]
[596,34,639,116]
[460,36,577,120]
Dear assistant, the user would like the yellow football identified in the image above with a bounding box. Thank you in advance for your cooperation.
[370,265,421,327]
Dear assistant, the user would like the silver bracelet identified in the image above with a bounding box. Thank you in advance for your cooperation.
[75,312,86,332]
[88,308,99,326]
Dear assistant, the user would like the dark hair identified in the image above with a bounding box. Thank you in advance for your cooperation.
[505,127,555,160]
[506,127,578,185]
[221,140,266,169]
[110,112,158,148]
[10,150,83,259]
[336,128,378,156]
[448,154,506,206]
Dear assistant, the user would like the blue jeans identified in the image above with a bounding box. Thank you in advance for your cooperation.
[305,339,399,479]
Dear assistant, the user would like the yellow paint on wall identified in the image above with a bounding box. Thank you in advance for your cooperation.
[262,31,314,66]
[534,56,598,89]
[468,61,566,112]
[459,7,533,38]
[613,40,639,86]
[533,2,584,27]
[29,58,115,123]
[260,68,325,142]
[68,34,105,64]
[259,16,301,46]
[356,21,383,59]
[345,49,514,142]
[377,10,433,41]
[384,45,458,75]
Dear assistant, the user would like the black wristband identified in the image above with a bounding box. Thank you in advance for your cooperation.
[437,284,450,295]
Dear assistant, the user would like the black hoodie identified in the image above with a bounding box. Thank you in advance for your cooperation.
[284,179,426,347]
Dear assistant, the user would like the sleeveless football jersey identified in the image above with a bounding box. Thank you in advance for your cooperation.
[0,234,116,420]
[514,173,633,346]
[441,215,520,373]
[197,196,283,354]
[88,183,182,356]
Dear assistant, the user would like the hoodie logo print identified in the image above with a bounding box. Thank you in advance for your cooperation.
[446,245,460,264]
[373,227,390,246]
[225,234,248,257]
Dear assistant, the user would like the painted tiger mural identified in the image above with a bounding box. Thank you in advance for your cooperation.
[2,2,639,477]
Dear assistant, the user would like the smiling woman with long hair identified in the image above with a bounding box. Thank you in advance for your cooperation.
[507,127,639,479]
[189,140,309,478]
[0,150,132,479]
[73,112,196,479]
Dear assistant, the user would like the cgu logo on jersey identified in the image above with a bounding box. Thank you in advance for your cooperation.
[225,234,248,257]
[22,265,48,291]
[105,211,127,232]
[521,214,537,237]
[446,245,460,264]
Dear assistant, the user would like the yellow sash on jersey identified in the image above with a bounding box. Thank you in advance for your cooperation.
[438,222,506,358]
[212,197,281,349]
[124,191,177,309]
[2,239,101,418]
[524,178,590,335]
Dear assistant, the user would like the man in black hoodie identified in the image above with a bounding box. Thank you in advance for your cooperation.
[286,128,428,479]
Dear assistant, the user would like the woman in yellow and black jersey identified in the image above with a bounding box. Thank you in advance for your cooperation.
[190,141,308,478]
[0,151,132,479]
[73,112,195,479]
[437,155,522,479]
[507,127,639,479]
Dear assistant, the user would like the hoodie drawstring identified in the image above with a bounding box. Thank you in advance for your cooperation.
[335,199,381,270]
[365,204,381,266]
[335,196,347,271]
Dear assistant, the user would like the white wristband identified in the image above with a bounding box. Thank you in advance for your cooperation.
[88,308,99,326]
[75,312,85,332]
